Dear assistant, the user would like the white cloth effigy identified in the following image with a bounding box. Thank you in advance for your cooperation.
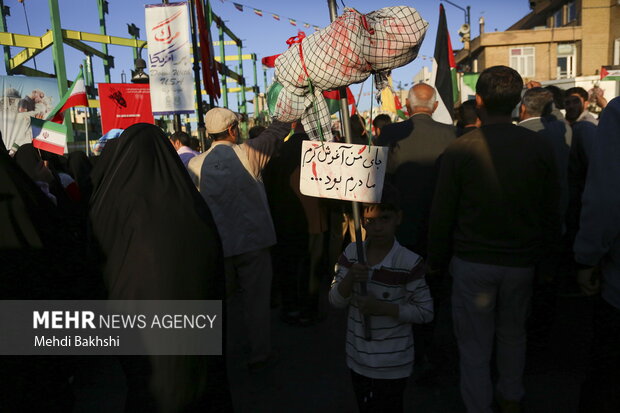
[271,6,428,140]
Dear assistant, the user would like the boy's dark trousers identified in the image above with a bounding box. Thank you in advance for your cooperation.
[350,370,407,413]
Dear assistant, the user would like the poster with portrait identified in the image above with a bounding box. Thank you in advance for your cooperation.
[145,2,194,115]
[0,76,61,152]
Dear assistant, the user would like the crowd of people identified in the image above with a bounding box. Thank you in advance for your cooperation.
[1,65,619,413]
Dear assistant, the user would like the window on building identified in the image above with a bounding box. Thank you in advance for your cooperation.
[615,38,620,66]
[567,1,577,22]
[554,8,563,27]
[510,47,535,78]
[557,43,576,79]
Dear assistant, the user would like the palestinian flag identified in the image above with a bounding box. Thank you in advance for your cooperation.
[394,95,407,119]
[289,18,297,26]
[31,117,67,155]
[313,26,320,31]
[303,23,310,28]
[323,88,355,114]
[460,72,479,102]
[431,4,457,124]
[253,9,262,17]
[272,14,280,21]
[47,70,89,124]
[233,3,243,12]
[601,66,620,81]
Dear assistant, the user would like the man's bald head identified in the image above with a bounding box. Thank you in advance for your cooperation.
[407,83,438,115]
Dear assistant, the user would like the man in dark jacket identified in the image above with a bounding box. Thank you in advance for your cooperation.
[428,66,561,413]
[377,82,456,257]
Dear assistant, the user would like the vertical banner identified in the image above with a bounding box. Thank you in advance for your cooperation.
[145,2,194,115]
[98,83,155,134]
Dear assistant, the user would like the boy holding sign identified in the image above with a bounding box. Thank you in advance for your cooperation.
[329,185,434,412]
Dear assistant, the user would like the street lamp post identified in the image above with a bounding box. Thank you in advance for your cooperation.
[440,0,470,26]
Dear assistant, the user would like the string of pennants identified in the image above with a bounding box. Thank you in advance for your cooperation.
[217,0,322,31]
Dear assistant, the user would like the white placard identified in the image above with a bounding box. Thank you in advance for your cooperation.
[145,2,194,115]
[299,141,388,203]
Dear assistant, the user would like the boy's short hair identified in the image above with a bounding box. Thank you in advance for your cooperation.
[364,183,401,212]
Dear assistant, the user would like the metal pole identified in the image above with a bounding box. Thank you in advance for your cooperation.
[189,0,206,145]
[97,0,111,83]
[205,0,216,117]
[441,0,470,26]
[237,41,248,119]
[252,54,258,119]
[49,0,74,144]
[84,103,90,156]
[21,1,37,70]
[0,0,12,75]
[85,54,97,129]
[79,63,90,155]
[218,25,228,108]
[252,55,258,93]
[327,0,370,341]
[131,34,139,61]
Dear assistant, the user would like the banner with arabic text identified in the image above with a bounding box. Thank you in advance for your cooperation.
[299,141,388,203]
[145,2,194,115]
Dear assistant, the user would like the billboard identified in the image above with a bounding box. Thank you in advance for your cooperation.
[0,76,61,152]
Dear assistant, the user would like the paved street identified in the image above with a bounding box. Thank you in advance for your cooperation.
[72,285,593,413]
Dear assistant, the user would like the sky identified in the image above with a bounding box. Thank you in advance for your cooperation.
[1,0,532,113]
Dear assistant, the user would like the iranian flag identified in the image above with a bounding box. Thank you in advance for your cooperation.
[31,117,67,155]
[431,4,457,125]
[47,71,89,124]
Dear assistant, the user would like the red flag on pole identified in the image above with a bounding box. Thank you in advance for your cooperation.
[195,0,220,101]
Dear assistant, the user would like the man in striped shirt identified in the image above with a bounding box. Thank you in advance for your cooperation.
[329,186,434,412]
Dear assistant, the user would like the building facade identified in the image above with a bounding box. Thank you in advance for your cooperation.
[455,0,620,82]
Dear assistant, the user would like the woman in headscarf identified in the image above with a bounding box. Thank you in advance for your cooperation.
[67,150,93,204]
[89,123,232,412]
[13,143,59,205]
[0,136,103,411]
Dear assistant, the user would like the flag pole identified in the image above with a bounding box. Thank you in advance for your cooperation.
[84,105,90,156]
[327,0,371,341]
[81,64,90,156]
